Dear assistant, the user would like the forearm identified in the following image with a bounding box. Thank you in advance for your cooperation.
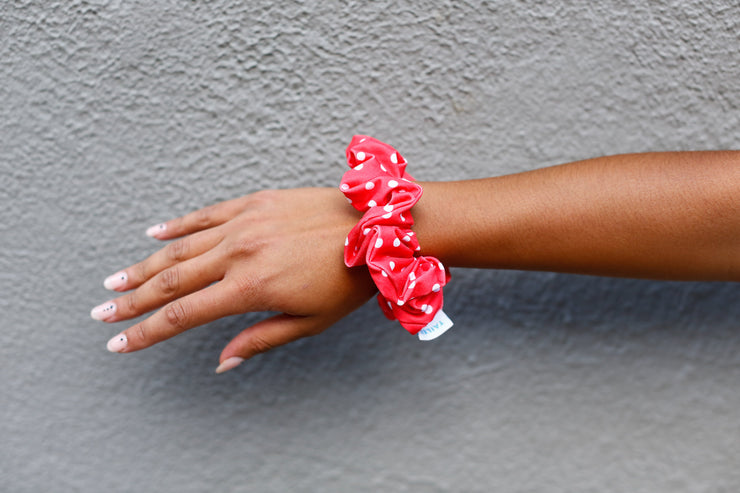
[414,151,740,281]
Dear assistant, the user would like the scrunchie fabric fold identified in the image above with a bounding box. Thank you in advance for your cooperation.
[340,135,451,335]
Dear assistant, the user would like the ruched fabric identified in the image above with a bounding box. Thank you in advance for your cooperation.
[340,135,450,334]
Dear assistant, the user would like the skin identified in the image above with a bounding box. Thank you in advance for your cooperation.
[94,151,740,370]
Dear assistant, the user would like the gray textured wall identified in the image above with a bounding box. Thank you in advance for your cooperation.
[2,1,739,491]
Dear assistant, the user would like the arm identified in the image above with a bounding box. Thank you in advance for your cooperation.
[417,151,740,280]
[92,151,740,372]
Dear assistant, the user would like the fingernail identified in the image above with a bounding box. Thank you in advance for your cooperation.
[146,223,167,238]
[215,357,245,374]
[104,271,127,290]
[90,301,116,321]
[106,333,128,353]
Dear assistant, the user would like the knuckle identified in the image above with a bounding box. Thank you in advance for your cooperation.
[227,235,259,257]
[250,189,272,203]
[166,238,189,262]
[134,262,148,284]
[125,293,138,314]
[164,301,190,330]
[222,274,266,312]
[193,207,212,228]
[132,322,147,347]
[246,334,275,356]
[232,274,263,299]
[249,189,280,209]
[158,268,180,296]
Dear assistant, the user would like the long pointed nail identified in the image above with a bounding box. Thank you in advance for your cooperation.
[106,333,128,353]
[215,357,245,374]
[104,271,127,291]
[91,301,116,321]
[146,223,167,238]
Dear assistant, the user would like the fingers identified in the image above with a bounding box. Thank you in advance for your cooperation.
[146,196,250,240]
[103,228,225,293]
[93,250,227,323]
[105,281,241,353]
[215,314,330,374]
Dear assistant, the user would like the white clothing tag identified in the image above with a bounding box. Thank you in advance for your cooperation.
[417,310,453,341]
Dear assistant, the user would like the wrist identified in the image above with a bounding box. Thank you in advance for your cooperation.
[339,136,452,336]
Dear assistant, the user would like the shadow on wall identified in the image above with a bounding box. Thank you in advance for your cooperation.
[151,268,739,392]
[450,268,738,334]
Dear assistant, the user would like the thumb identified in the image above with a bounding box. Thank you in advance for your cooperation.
[215,313,329,374]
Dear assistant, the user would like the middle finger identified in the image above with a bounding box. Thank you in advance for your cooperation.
[92,249,226,322]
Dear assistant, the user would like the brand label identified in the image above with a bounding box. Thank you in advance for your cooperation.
[417,310,454,341]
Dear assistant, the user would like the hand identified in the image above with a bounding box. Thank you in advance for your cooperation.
[91,188,377,373]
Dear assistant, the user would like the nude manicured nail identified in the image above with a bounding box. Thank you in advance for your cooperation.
[90,301,116,321]
[146,223,167,238]
[215,357,245,374]
[104,271,127,290]
[106,333,128,353]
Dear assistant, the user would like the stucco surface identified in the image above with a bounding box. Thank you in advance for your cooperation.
[1,1,739,491]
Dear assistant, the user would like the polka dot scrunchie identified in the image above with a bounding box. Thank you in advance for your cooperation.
[340,135,453,339]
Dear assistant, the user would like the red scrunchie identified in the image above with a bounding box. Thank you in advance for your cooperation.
[340,135,450,335]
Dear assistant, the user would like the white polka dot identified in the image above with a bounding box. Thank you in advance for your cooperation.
[382,212,392,219]
[344,237,349,246]
[365,181,375,190]
[393,238,401,247]
[347,198,353,204]
[354,163,364,171]
[415,246,421,251]
[438,262,444,270]
[421,304,428,312]
[356,151,366,161]
[408,232,414,236]
[408,280,416,290]
[381,270,388,277]
[390,153,398,164]
[360,138,367,142]
[375,238,383,249]
[403,235,411,242]
[368,200,377,207]
[432,283,440,292]
[425,305,434,314]
[388,180,398,188]
[340,183,349,191]
[383,204,394,213]
[389,261,395,270]
[409,272,416,280]
[380,165,387,172]
[363,228,371,235]
[400,214,405,222]
[397,299,404,306]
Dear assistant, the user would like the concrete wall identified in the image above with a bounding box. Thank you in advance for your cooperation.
[2,1,739,491]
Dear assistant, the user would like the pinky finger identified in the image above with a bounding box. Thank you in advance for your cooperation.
[215,314,330,374]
